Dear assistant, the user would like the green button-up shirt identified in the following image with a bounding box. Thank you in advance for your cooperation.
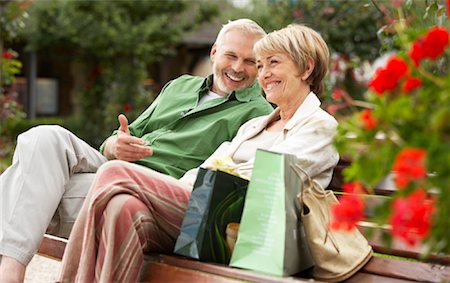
[100,74,273,179]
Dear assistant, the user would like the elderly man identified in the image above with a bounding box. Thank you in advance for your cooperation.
[0,18,272,282]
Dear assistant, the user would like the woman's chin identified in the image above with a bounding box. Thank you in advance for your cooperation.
[264,93,278,104]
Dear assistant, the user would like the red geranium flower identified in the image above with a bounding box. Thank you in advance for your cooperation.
[342,181,365,194]
[19,1,29,9]
[330,183,365,231]
[402,77,422,93]
[391,0,404,8]
[292,9,303,18]
[326,103,347,116]
[448,0,450,18]
[424,27,450,59]
[88,65,102,81]
[3,51,12,59]
[123,103,132,112]
[343,181,369,195]
[368,56,408,95]
[360,109,377,130]
[393,148,427,189]
[409,26,449,66]
[332,88,345,100]
[390,189,435,246]
[409,39,427,66]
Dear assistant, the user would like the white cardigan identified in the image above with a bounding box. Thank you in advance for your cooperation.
[180,92,339,189]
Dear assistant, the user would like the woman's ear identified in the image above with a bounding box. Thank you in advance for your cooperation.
[301,59,315,81]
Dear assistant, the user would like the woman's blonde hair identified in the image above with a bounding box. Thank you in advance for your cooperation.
[254,24,329,95]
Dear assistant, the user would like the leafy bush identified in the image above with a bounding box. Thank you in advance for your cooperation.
[0,0,30,173]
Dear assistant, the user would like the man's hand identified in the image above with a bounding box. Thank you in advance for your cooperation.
[104,114,153,161]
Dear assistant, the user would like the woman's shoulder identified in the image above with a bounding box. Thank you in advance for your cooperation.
[315,107,338,126]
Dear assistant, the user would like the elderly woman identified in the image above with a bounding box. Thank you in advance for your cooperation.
[58,24,339,282]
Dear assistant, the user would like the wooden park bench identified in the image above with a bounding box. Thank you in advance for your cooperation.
[38,160,450,282]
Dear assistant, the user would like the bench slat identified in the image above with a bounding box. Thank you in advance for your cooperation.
[151,254,450,283]
[357,224,450,265]
[363,256,450,283]
[140,261,241,283]
[37,234,67,260]
[147,254,312,283]
[345,272,415,282]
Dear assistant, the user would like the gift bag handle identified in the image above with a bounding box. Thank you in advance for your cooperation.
[290,164,340,253]
[290,164,325,200]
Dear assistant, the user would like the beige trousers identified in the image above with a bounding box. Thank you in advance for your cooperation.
[0,125,107,265]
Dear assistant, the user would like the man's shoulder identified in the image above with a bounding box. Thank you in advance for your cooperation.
[233,83,269,106]
[167,74,205,88]
[244,93,274,113]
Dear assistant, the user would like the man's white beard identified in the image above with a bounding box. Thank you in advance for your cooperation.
[213,66,232,95]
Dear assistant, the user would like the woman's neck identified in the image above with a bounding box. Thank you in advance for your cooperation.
[278,91,309,121]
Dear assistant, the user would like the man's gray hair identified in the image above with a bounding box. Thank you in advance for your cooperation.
[215,19,266,47]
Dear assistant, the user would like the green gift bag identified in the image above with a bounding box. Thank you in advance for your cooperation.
[230,149,314,276]
[174,168,248,264]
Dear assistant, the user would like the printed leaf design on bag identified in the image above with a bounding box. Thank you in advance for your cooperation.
[208,183,247,264]
[174,169,248,264]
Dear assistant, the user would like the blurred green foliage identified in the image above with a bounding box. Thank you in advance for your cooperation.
[222,0,385,61]
[0,0,29,173]
[0,0,29,42]
[220,0,387,113]
[23,0,218,63]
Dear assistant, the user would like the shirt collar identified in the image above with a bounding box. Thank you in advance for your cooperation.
[203,74,263,102]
